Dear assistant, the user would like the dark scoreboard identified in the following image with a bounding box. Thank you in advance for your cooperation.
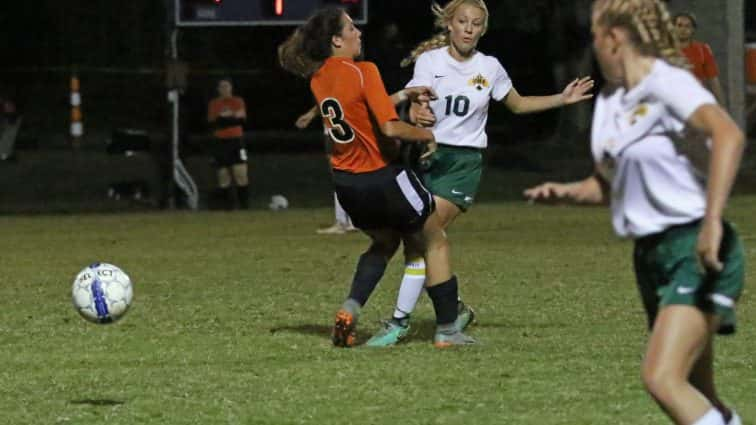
[176,0,367,26]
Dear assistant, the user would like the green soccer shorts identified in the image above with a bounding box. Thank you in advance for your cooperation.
[633,220,745,335]
[422,145,483,211]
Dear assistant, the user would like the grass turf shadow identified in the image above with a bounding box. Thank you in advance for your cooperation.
[69,399,125,406]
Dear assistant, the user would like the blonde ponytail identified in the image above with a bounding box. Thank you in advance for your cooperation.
[401,0,489,67]
[401,33,450,67]
[593,0,687,68]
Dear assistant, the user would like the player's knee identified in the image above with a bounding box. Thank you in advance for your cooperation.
[234,174,249,186]
[232,166,248,185]
[218,178,232,188]
[425,231,449,252]
[641,361,678,401]
[217,169,232,188]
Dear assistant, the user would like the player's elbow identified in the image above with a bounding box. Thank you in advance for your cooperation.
[506,100,527,115]
[733,128,746,153]
[717,119,746,151]
[578,176,608,205]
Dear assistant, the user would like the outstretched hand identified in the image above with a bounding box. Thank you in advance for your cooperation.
[523,182,571,203]
[562,76,595,105]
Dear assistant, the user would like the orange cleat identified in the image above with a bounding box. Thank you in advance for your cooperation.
[332,309,357,347]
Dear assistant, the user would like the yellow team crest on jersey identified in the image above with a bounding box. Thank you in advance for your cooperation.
[629,103,648,125]
[468,74,489,91]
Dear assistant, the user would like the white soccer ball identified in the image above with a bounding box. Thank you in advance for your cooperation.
[269,194,289,211]
[71,262,133,324]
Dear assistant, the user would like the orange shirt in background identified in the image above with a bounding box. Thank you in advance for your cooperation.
[310,57,398,173]
[208,96,246,139]
[681,41,719,82]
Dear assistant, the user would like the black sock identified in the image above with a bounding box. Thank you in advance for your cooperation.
[219,187,234,210]
[426,276,459,325]
[391,315,410,327]
[347,252,387,306]
[236,185,249,209]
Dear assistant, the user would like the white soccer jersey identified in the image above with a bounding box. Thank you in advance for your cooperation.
[406,47,512,149]
[591,59,717,238]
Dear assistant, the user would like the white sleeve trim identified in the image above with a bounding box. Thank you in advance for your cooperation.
[490,58,513,101]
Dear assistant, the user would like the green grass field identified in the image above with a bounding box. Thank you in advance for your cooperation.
[0,198,753,424]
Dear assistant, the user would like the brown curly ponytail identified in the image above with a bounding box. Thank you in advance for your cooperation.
[278,7,346,78]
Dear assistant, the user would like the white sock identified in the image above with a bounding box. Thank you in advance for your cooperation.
[334,192,351,227]
[393,258,426,319]
[692,408,726,425]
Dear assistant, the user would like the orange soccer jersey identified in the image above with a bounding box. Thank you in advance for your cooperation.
[682,41,719,81]
[310,57,398,173]
[208,96,246,139]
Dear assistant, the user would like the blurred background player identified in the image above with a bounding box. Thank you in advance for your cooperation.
[207,77,249,209]
[367,0,594,347]
[279,7,475,348]
[673,11,726,106]
[295,108,357,234]
[526,1,744,424]
[0,95,20,162]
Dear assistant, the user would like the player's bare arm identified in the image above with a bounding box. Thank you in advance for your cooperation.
[297,87,434,130]
[524,172,607,205]
[235,103,247,119]
[390,86,437,105]
[380,119,434,144]
[295,106,319,129]
[687,103,745,271]
[503,76,594,114]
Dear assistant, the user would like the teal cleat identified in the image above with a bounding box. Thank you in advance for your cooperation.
[454,301,476,332]
[433,328,476,348]
[365,318,410,347]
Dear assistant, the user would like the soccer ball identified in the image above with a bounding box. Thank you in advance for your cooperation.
[71,262,133,324]
[269,194,289,211]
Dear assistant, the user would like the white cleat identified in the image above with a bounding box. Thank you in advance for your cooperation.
[316,224,347,235]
